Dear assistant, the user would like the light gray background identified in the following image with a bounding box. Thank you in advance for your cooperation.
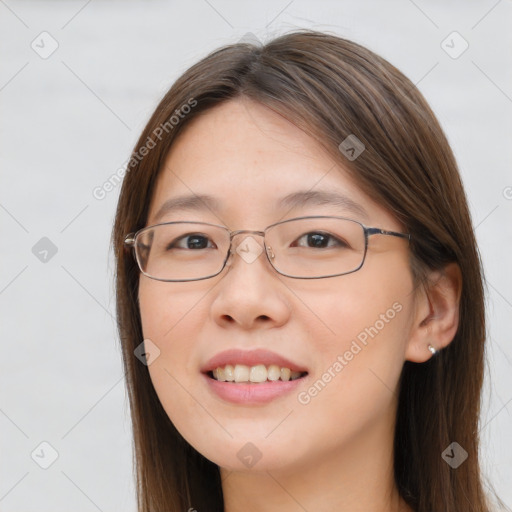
[1,1,511,511]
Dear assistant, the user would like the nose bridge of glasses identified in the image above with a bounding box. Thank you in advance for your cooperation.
[229,230,265,247]
[230,229,265,239]
[227,229,275,261]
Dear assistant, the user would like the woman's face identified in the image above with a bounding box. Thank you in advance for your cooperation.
[138,98,415,473]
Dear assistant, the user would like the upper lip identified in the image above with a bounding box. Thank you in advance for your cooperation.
[201,349,308,373]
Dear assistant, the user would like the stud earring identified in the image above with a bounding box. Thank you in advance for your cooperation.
[428,344,437,355]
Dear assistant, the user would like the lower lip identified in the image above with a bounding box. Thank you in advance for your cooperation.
[202,373,307,405]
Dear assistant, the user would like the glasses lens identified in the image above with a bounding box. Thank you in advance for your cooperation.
[135,222,229,281]
[266,217,366,278]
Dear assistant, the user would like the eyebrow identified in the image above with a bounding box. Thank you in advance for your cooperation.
[278,190,369,220]
[152,190,369,223]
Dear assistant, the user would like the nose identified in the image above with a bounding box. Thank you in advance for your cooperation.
[209,233,291,330]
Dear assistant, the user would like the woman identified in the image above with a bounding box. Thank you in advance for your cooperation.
[112,29,499,511]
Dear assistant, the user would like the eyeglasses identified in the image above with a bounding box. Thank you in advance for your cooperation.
[124,216,411,282]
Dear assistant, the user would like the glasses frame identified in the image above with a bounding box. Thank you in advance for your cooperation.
[124,215,411,282]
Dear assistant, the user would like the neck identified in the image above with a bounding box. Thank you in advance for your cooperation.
[220,407,412,512]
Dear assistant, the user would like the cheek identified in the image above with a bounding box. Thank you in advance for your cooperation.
[291,287,411,455]
[334,250,412,344]
[138,277,214,349]
[296,252,412,358]
[139,279,188,335]
[138,279,206,391]
[295,257,413,415]
[138,280,214,443]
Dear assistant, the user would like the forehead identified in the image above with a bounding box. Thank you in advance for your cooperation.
[146,98,390,228]
[159,98,337,183]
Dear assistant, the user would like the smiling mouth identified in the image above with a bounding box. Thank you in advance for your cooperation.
[206,363,308,383]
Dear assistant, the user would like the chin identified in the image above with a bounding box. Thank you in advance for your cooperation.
[183,433,308,474]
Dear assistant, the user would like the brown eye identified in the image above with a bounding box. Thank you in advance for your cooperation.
[291,232,348,249]
[167,234,215,250]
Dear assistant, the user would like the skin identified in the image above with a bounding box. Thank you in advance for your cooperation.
[138,98,461,512]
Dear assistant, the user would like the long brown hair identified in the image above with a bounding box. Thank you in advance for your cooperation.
[111,29,495,511]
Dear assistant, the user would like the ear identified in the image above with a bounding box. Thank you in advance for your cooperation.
[405,262,462,363]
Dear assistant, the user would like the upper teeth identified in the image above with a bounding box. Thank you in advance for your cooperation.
[212,364,304,383]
